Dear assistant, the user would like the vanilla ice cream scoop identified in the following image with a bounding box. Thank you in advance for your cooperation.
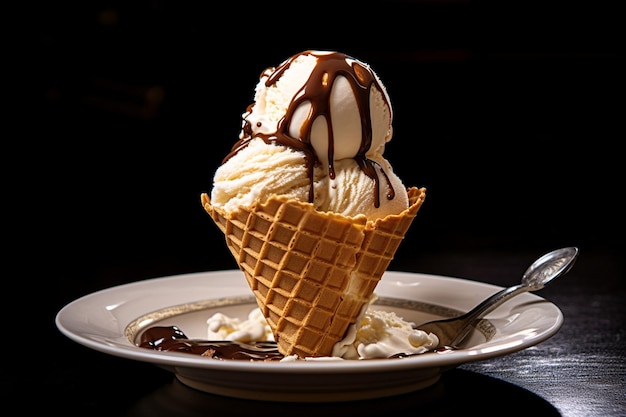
[211,50,408,220]
[243,50,393,166]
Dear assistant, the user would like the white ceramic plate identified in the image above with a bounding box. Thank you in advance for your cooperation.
[56,270,563,402]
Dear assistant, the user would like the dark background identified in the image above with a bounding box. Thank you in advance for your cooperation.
[27,1,623,413]
[35,1,621,292]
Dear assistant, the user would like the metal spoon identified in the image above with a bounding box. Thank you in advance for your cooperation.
[416,246,579,351]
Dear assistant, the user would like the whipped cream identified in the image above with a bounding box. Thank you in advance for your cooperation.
[333,308,439,359]
[206,304,438,360]
[207,308,274,342]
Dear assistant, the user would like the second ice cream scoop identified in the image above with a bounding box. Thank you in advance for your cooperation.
[242,50,393,169]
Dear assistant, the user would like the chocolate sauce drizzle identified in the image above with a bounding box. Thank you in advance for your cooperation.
[139,326,284,361]
[225,51,396,208]
[138,325,428,360]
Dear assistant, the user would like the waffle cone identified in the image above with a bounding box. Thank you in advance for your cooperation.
[201,186,426,358]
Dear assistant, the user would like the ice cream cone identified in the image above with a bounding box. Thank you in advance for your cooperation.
[201,186,426,358]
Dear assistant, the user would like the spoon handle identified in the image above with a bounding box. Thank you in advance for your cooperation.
[418,283,528,348]
[448,284,528,346]
[460,283,528,325]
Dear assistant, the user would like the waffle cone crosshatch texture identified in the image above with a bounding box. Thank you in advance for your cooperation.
[201,186,426,358]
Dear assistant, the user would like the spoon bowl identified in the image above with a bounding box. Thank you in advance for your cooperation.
[522,246,579,289]
[415,247,579,351]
